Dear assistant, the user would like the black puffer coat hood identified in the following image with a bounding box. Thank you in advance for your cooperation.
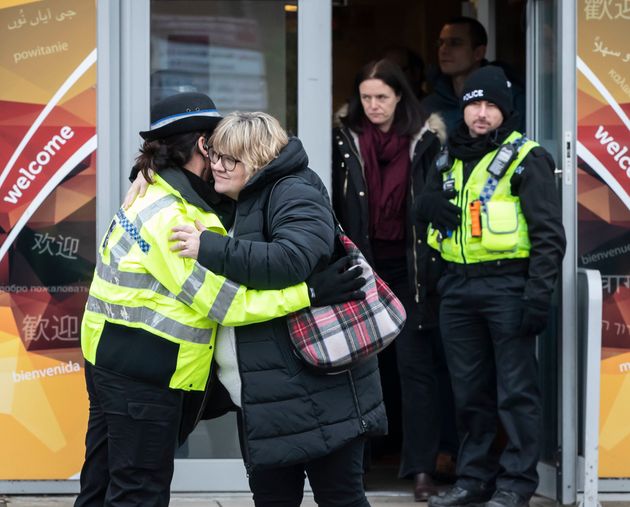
[239,137,309,197]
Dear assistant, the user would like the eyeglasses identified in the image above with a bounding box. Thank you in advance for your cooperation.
[209,149,240,172]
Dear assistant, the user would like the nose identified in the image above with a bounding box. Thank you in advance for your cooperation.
[477,103,487,117]
[210,159,224,172]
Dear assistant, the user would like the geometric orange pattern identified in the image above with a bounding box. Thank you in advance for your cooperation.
[0,0,94,479]
[577,0,630,478]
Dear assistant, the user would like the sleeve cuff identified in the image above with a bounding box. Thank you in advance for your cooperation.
[197,230,228,272]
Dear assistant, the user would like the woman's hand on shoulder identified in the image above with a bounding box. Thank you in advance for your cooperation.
[170,219,207,259]
[123,170,152,209]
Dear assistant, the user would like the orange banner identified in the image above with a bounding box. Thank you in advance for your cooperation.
[0,0,95,480]
[577,0,630,479]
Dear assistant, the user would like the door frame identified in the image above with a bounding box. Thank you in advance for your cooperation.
[98,0,333,494]
[557,0,578,503]
[526,0,578,504]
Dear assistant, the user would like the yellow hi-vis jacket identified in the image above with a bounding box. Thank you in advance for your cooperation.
[81,169,310,391]
[427,131,538,264]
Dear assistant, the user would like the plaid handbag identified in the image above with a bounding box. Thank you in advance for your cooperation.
[286,232,407,373]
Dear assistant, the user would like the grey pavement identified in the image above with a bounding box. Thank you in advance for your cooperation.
[0,493,561,507]
[1,493,411,506]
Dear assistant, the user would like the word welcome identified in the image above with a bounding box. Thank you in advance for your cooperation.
[609,68,630,100]
[593,125,630,175]
[13,41,69,64]
[3,125,74,205]
[581,243,630,265]
[0,285,88,293]
[12,360,81,383]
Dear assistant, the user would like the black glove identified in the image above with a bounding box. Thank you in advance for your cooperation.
[416,189,460,235]
[307,256,366,307]
[518,299,550,337]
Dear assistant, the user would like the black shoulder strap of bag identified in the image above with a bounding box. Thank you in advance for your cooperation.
[264,175,343,242]
[263,175,300,241]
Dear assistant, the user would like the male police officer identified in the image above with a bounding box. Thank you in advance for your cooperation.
[416,66,566,507]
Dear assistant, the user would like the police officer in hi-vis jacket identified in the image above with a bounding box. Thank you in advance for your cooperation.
[415,66,566,507]
[75,93,363,507]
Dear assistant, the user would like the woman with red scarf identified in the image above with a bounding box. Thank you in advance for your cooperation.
[332,58,457,501]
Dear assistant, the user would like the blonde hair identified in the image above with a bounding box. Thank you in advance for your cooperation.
[210,111,289,176]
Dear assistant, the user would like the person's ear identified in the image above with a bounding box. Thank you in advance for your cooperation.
[473,44,486,64]
[198,137,210,158]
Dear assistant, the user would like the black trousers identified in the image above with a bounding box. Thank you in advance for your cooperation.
[74,363,183,507]
[438,273,541,497]
[248,437,370,507]
[376,258,458,478]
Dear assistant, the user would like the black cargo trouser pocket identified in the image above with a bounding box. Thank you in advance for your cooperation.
[126,400,181,469]
[91,365,183,471]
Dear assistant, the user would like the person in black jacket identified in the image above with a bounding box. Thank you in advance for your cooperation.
[332,58,458,501]
[170,111,386,506]
[421,17,525,135]
[416,66,566,507]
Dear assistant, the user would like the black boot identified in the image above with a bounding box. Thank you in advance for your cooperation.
[428,485,493,507]
[483,490,530,507]
[414,473,441,502]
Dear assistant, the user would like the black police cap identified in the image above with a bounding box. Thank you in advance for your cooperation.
[139,92,222,141]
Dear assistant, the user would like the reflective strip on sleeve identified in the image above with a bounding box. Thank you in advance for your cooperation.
[135,195,178,225]
[108,233,133,269]
[96,259,173,298]
[86,295,211,344]
[208,279,240,322]
[105,195,178,262]
[178,263,206,306]
[116,209,151,253]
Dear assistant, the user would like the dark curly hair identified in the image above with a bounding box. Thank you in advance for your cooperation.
[134,131,208,182]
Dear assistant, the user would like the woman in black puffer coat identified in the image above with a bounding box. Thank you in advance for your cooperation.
[172,111,387,507]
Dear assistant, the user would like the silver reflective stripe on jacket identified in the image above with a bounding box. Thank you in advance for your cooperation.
[135,195,179,226]
[100,194,192,301]
[208,278,240,322]
[107,196,179,265]
[86,295,211,344]
[96,260,173,298]
[178,263,206,306]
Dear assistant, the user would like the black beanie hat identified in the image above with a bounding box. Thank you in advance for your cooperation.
[460,65,513,117]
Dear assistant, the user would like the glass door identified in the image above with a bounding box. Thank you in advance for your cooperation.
[150,0,298,129]
[527,0,578,503]
[148,0,299,492]
[527,0,560,499]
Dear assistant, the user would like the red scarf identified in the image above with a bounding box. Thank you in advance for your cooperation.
[358,119,410,242]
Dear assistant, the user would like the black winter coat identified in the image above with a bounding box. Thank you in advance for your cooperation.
[331,115,446,329]
[197,137,387,471]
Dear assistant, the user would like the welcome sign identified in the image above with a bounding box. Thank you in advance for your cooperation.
[0,0,95,480]
[577,0,630,478]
